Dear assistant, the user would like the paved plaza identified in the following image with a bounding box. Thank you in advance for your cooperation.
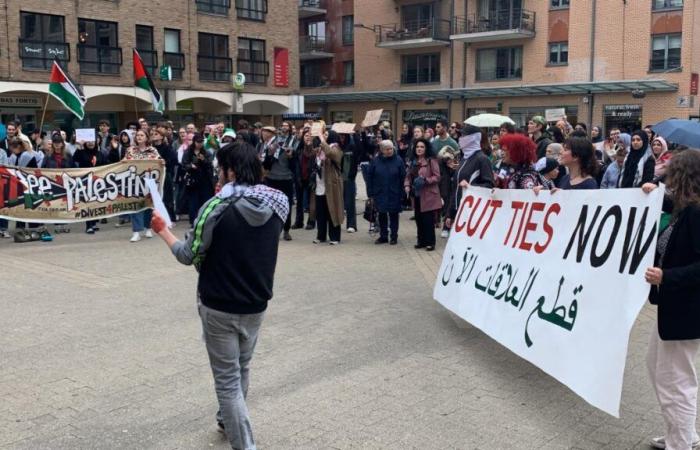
[0,201,689,449]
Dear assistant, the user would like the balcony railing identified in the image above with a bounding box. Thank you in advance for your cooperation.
[136,48,158,74]
[18,40,70,70]
[650,56,681,71]
[77,45,122,74]
[163,51,185,79]
[454,9,535,35]
[476,67,522,82]
[299,35,333,54]
[197,55,233,81]
[375,18,451,45]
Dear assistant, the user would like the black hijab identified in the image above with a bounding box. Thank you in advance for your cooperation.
[619,130,649,188]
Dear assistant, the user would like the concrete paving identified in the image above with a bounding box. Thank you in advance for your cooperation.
[0,198,684,449]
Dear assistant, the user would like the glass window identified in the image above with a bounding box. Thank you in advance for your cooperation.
[135,25,157,74]
[198,32,232,81]
[238,38,268,84]
[78,19,121,74]
[19,12,68,70]
[551,0,569,8]
[549,42,568,65]
[342,16,354,45]
[476,47,522,81]
[652,0,683,10]
[651,34,682,71]
[401,54,439,84]
[343,60,354,85]
[402,4,433,30]
[236,0,267,21]
[163,29,184,80]
[196,0,230,15]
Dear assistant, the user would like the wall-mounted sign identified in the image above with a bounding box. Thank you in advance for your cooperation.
[603,104,642,119]
[402,109,448,126]
[19,44,68,60]
[233,73,246,91]
[0,95,42,108]
[273,47,289,88]
[691,73,699,96]
[677,96,694,108]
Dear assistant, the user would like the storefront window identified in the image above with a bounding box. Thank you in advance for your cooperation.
[402,109,448,129]
[331,111,353,123]
[603,105,642,135]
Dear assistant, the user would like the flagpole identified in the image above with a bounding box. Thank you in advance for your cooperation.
[38,93,50,133]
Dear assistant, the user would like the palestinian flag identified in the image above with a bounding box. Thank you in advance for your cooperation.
[48,61,86,120]
[133,49,164,114]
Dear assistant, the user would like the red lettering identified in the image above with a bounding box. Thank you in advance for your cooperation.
[504,201,526,246]
[466,197,486,237]
[518,202,545,251]
[512,202,530,248]
[535,203,561,254]
[480,199,503,239]
[454,195,473,233]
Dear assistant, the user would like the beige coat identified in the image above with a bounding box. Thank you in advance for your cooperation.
[310,143,344,227]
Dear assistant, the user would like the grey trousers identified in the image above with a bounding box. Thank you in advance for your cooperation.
[198,303,265,450]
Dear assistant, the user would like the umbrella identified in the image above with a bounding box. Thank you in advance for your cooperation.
[464,113,515,128]
[652,119,700,149]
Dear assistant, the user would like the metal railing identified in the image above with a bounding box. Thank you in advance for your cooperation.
[136,48,158,74]
[18,40,70,70]
[649,56,681,71]
[299,35,332,53]
[163,52,185,79]
[454,9,535,35]
[375,18,451,44]
[476,66,522,81]
[197,55,233,81]
[77,45,122,74]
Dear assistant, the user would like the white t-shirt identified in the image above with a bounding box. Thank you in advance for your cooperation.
[315,156,325,196]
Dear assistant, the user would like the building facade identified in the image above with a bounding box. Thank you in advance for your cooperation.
[302,0,700,135]
[0,0,302,132]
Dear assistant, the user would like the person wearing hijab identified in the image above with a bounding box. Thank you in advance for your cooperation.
[652,136,672,179]
[619,130,655,188]
[591,126,605,160]
[444,125,494,230]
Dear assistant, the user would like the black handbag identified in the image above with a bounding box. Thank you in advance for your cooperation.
[363,198,376,223]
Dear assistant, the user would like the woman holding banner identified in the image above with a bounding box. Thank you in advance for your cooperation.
[124,129,161,242]
[643,149,700,450]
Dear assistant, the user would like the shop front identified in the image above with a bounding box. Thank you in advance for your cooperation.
[603,104,642,135]
[0,94,43,132]
[402,109,448,129]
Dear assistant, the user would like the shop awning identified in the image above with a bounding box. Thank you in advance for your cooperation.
[304,80,678,103]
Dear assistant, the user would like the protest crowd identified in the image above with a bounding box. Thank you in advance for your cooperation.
[2,112,700,450]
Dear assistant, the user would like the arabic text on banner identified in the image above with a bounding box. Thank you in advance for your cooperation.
[0,160,164,223]
[434,186,663,417]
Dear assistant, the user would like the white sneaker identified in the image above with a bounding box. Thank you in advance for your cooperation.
[145,229,153,238]
[0,230,10,238]
[650,436,700,449]
[130,232,141,242]
[329,241,340,245]
[441,230,449,239]
[347,227,356,233]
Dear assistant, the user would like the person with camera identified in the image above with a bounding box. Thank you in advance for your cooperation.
[263,125,295,241]
[182,133,215,228]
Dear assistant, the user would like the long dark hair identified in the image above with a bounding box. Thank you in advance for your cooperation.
[216,141,262,185]
[564,136,598,177]
[410,137,433,160]
[667,149,700,214]
[189,133,205,154]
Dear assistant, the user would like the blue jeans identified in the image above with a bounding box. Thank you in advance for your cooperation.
[343,178,357,230]
[198,303,263,450]
[131,209,152,232]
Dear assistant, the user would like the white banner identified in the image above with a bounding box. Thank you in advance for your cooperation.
[434,186,664,417]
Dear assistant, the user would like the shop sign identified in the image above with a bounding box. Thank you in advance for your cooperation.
[402,109,448,123]
[0,95,41,108]
[20,43,68,60]
[603,104,642,119]
[273,48,289,88]
[691,73,699,96]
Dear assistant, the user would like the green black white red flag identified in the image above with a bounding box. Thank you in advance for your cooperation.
[133,49,164,114]
[48,61,86,120]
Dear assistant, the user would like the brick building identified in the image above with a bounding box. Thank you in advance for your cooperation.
[302,0,700,135]
[0,0,302,132]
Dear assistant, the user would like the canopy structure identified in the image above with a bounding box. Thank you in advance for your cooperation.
[304,80,678,103]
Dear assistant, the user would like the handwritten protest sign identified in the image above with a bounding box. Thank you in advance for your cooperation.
[331,123,357,134]
[361,109,383,128]
[434,186,663,417]
[545,108,566,123]
[0,160,164,223]
[75,128,96,143]
[310,121,324,137]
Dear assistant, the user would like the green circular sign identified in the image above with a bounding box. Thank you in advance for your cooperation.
[233,73,246,90]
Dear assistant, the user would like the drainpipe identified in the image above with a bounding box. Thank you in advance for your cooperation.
[587,0,597,130]
[3,0,11,79]
[394,99,399,135]
[449,0,455,89]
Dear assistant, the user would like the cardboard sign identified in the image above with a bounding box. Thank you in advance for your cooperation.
[331,123,357,134]
[310,121,324,137]
[545,108,566,123]
[435,186,663,417]
[75,128,96,143]
[361,109,383,128]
